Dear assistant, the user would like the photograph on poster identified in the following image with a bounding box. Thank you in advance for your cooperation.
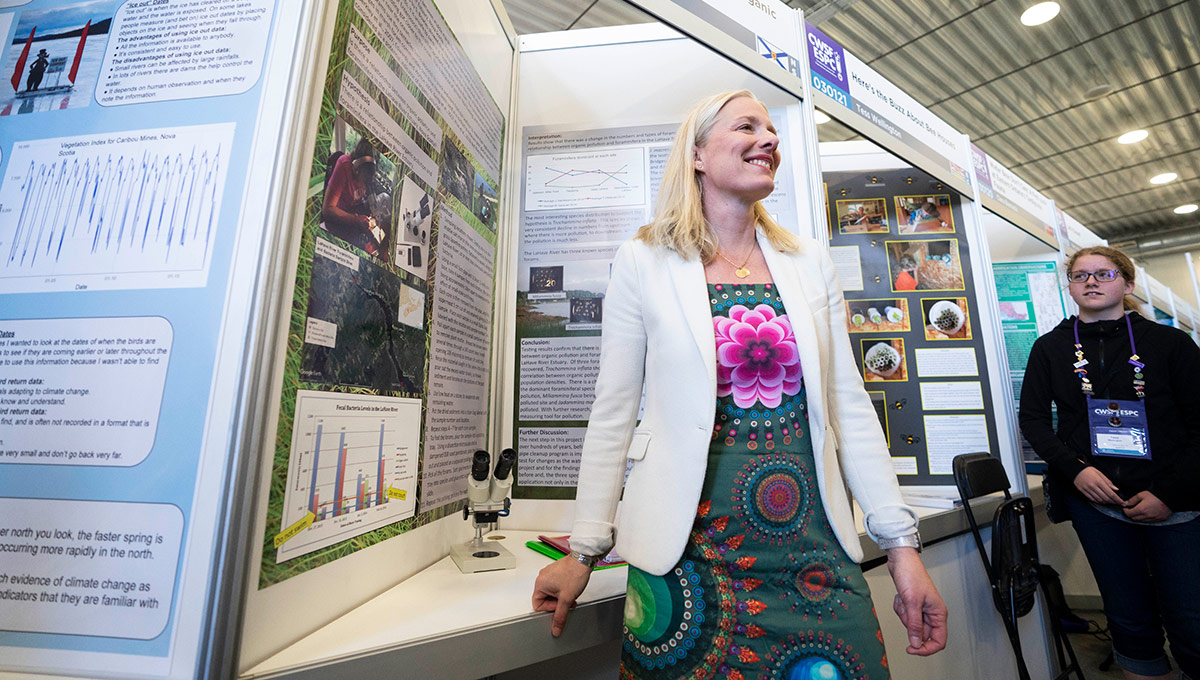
[519,259,612,335]
[320,119,397,262]
[896,194,953,234]
[439,136,475,208]
[570,297,603,324]
[861,338,907,382]
[846,297,909,333]
[836,198,889,233]
[921,297,973,340]
[868,391,890,441]
[1,2,116,117]
[300,236,425,393]
[397,283,425,329]
[530,266,565,295]
[887,239,964,291]
[473,172,499,232]
[394,175,431,278]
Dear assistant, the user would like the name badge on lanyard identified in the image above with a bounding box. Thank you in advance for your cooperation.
[1073,315,1151,461]
[1087,397,1151,460]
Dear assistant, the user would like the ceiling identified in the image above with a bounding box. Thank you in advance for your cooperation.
[499,0,1200,254]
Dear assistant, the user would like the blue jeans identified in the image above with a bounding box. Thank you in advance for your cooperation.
[1065,493,1200,677]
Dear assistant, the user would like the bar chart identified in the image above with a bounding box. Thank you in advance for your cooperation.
[278,390,420,562]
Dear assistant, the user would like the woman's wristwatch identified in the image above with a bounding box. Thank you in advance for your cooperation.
[568,550,602,568]
[877,532,922,553]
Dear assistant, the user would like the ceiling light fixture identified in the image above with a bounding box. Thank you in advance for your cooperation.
[1174,204,1198,215]
[1020,2,1060,26]
[1083,83,1114,100]
[1117,129,1149,145]
[813,110,831,125]
[1149,173,1178,185]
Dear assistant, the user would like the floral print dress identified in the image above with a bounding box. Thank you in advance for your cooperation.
[620,283,889,680]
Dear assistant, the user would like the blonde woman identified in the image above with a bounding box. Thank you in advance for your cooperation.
[532,91,947,678]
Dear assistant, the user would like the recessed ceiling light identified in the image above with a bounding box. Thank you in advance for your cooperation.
[813,110,831,125]
[1150,173,1178,185]
[1021,2,1060,26]
[1174,204,1198,215]
[1117,129,1149,144]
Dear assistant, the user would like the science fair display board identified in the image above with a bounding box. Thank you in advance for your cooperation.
[820,144,1006,483]
[0,1,309,677]
[235,0,517,670]
[800,18,1023,485]
[507,21,818,499]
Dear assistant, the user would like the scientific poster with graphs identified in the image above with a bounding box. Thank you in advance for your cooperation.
[256,0,504,587]
[0,0,300,677]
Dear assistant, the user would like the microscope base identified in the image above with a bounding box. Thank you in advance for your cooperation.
[450,540,516,573]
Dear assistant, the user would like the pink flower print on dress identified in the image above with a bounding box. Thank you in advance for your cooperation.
[714,304,803,408]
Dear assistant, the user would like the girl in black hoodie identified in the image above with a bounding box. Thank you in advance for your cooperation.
[1020,246,1200,680]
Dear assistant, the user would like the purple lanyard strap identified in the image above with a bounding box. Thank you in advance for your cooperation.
[1072,313,1145,400]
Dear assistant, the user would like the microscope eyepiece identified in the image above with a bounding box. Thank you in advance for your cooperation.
[493,448,516,480]
[470,450,491,482]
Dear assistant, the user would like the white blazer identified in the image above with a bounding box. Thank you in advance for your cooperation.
[570,231,918,576]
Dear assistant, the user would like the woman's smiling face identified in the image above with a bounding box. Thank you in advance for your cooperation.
[693,97,780,205]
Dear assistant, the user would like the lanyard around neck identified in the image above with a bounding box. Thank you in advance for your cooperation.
[1071,314,1144,399]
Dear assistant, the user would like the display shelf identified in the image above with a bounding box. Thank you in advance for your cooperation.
[241,530,626,679]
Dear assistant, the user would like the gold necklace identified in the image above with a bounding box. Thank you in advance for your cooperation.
[717,243,754,279]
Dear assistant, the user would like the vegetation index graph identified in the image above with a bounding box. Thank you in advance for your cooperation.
[0,123,234,293]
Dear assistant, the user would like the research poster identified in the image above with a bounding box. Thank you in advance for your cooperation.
[824,168,1000,480]
[0,0,294,676]
[513,122,672,496]
[992,260,1066,463]
[257,0,504,588]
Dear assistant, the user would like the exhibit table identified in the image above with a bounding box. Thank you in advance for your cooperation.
[241,485,1064,680]
[241,530,627,680]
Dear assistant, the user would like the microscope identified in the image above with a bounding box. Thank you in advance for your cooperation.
[450,448,517,573]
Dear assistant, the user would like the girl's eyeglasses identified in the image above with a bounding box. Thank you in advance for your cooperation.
[1067,269,1121,284]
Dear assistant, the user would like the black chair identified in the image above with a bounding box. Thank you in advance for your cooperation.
[952,452,1086,680]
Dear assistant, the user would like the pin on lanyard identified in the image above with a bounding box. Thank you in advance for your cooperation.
[1072,314,1145,399]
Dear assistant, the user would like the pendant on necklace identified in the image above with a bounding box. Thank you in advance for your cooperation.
[735,267,750,279]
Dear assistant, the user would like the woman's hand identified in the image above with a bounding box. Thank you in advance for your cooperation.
[531,556,593,637]
[1072,466,1124,505]
[887,547,948,656]
[1122,490,1172,522]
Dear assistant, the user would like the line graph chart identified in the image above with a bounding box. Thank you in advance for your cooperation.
[278,390,420,562]
[0,123,234,293]
[525,147,646,211]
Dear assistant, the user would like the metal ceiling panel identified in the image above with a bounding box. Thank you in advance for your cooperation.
[499,0,1200,243]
